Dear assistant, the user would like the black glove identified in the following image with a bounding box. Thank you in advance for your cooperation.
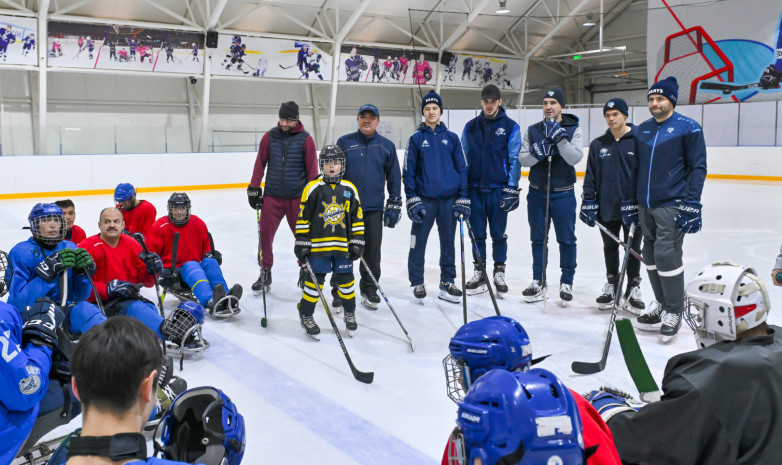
[499,187,520,212]
[545,119,569,143]
[159,268,180,288]
[294,240,312,261]
[406,196,426,224]
[620,200,640,228]
[21,298,65,348]
[107,279,142,299]
[579,197,599,227]
[383,198,403,228]
[759,64,781,90]
[72,248,95,276]
[139,251,164,274]
[676,200,702,234]
[348,238,365,261]
[247,185,264,210]
[453,198,471,218]
[205,249,223,265]
[529,140,552,161]
[35,251,71,282]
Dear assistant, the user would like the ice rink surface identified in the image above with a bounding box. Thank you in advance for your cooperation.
[3,179,782,464]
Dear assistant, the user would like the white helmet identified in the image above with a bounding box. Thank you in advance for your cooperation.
[86,36,91,40]
[684,262,770,348]
[192,43,196,46]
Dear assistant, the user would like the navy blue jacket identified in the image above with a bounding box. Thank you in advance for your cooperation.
[337,130,401,211]
[583,125,637,222]
[461,107,522,189]
[520,113,584,191]
[403,122,468,199]
[634,112,707,208]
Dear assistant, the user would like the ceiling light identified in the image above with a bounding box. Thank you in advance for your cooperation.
[496,0,510,14]
[583,13,597,27]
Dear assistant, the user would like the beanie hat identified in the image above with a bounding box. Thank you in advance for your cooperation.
[279,101,299,120]
[481,84,501,100]
[543,88,566,107]
[603,98,629,117]
[648,76,678,107]
[421,90,443,115]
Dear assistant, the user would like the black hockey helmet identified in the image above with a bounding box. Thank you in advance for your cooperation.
[168,192,191,227]
[319,145,346,183]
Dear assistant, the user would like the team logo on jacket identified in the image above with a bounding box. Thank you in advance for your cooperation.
[495,127,506,136]
[441,139,448,145]
[422,140,430,148]
[667,127,674,133]
[319,196,346,232]
[599,148,610,159]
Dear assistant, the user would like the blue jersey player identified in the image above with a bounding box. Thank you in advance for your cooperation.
[191,42,199,61]
[0,24,17,61]
[22,33,34,57]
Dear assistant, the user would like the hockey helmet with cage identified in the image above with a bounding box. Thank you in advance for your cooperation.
[167,192,191,226]
[114,182,136,204]
[162,300,205,347]
[0,250,12,297]
[449,368,585,465]
[156,386,245,465]
[319,145,346,183]
[684,261,771,348]
[444,316,532,402]
[28,203,67,248]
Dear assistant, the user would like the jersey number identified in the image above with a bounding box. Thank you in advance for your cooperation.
[0,331,20,363]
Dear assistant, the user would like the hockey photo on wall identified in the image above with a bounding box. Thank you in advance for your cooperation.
[648,0,782,103]
[0,16,37,66]
[440,53,524,90]
[210,34,333,80]
[339,45,437,85]
[47,21,204,74]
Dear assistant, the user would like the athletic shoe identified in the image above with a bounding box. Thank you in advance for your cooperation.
[344,311,357,332]
[636,301,663,331]
[623,279,645,315]
[252,268,271,295]
[559,283,573,305]
[361,291,380,310]
[465,263,488,295]
[413,284,426,300]
[522,280,544,303]
[660,311,682,342]
[596,281,616,310]
[493,263,508,294]
[438,281,462,303]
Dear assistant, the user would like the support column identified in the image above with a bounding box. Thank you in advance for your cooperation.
[199,53,212,152]
[37,0,50,154]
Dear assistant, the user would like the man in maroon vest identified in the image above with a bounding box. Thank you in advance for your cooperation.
[247,101,319,294]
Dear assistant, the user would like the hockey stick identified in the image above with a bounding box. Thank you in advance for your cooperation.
[279,63,298,69]
[699,81,760,95]
[571,222,636,374]
[540,131,554,312]
[458,216,468,324]
[161,232,180,302]
[257,209,268,328]
[84,268,106,317]
[304,259,374,384]
[56,272,74,359]
[464,218,502,317]
[131,232,166,317]
[616,318,662,403]
[595,221,645,264]
[360,257,414,351]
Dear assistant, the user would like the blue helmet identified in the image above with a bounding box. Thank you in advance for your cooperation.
[452,369,584,465]
[114,182,136,203]
[157,387,245,465]
[444,316,532,402]
[28,203,67,248]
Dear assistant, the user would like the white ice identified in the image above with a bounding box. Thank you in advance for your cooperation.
[3,179,782,464]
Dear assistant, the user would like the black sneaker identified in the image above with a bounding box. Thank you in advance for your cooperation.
[493,263,508,294]
[413,284,426,300]
[438,281,462,303]
[522,280,544,303]
[660,311,682,342]
[636,301,663,331]
[361,291,381,310]
[252,269,271,295]
[344,311,357,333]
[596,280,616,310]
[465,263,488,295]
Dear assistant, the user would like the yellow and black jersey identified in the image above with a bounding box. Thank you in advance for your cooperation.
[296,179,364,255]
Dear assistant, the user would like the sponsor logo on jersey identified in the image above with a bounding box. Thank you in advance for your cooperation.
[599,148,610,159]
[422,140,430,148]
[460,412,481,423]
[495,127,506,136]
[466,348,488,354]
[319,196,346,233]
[344,191,351,199]
[667,127,674,133]
[442,139,448,145]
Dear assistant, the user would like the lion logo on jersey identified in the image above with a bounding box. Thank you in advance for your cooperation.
[319,196,346,233]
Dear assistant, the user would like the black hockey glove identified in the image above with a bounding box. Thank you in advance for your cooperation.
[620,200,640,228]
[35,250,74,282]
[107,279,142,299]
[453,198,471,219]
[544,119,569,143]
[383,198,403,228]
[21,298,65,348]
[205,249,223,265]
[158,268,180,288]
[529,140,552,161]
[348,239,365,261]
[406,196,426,224]
[759,65,781,90]
[247,185,264,210]
[579,197,598,227]
[675,200,702,234]
[72,248,95,276]
[139,251,164,274]
[294,240,312,261]
[499,187,520,212]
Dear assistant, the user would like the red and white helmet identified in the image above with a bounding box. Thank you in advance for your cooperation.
[684,262,770,348]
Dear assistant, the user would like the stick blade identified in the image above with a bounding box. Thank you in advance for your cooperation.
[616,318,661,400]
[352,367,374,384]
[571,359,606,375]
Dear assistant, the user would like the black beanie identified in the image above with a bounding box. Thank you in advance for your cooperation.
[603,98,629,117]
[279,101,299,120]
[543,88,566,107]
[421,90,443,115]
[648,76,678,107]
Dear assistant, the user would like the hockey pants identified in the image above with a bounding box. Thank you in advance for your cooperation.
[527,187,577,285]
[106,298,164,338]
[469,188,509,264]
[67,301,106,335]
[180,257,228,307]
[599,219,642,282]
[332,211,382,297]
[408,196,457,286]
[258,196,300,270]
[300,255,355,316]
[639,206,685,314]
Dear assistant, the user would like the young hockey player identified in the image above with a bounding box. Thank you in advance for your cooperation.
[22,33,34,57]
[54,199,86,244]
[412,53,432,85]
[1,25,19,61]
[581,98,645,314]
[191,42,199,61]
[304,49,323,80]
[404,90,469,303]
[51,39,62,57]
[294,145,364,339]
[108,40,117,61]
[344,47,367,81]
[114,182,157,237]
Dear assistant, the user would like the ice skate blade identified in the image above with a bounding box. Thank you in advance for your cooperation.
[636,322,662,332]
[523,295,544,303]
[622,302,644,316]
[438,291,461,304]
[346,329,355,337]
[466,284,488,295]
[661,333,678,343]
[495,291,506,299]
[252,285,270,296]
[305,333,320,341]
[559,299,569,307]
[360,297,379,310]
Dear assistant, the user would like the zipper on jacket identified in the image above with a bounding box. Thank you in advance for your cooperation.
[646,128,660,208]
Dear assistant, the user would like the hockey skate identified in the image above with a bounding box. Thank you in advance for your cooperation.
[360,291,380,310]
[660,311,682,343]
[413,284,426,304]
[145,376,187,431]
[622,278,645,315]
[465,263,488,295]
[331,292,344,314]
[298,305,320,341]
[252,268,271,295]
[344,311,357,336]
[493,263,508,296]
[522,280,545,303]
[438,281,462,304]
[596,278,616,311]
[636,301,664,332]
[559,283,573,307]
[208,284,243,320]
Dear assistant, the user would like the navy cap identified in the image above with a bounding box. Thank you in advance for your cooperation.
[543,88,566,107]
[603,98,629,117]
[648,76,679,107]
[358,103,379,117]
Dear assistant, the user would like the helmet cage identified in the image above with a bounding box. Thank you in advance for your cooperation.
[319,145,346,183]
[29,204,67,248]
[0,250,11,297]
[167,193,191,227]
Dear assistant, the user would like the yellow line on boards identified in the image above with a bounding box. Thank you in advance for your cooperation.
[0,183,250,200]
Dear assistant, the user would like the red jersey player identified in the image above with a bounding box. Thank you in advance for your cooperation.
[54,199,86,244]
[114,182,157,237]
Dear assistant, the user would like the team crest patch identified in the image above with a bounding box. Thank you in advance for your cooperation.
[599,148,610,159]
[667,127,674,133]
[19,365,42,395]
[442,139,448,145]
[344,191,351,198]
[607,101,615,108]
[319,196,346,233]
[547,91,554,96]
[495,127,506,136]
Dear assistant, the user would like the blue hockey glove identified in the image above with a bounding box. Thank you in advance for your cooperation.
[579,197,599,227]
[383,198,403,228]
[406,196,426,224]
[583,387,640,423]
[205,249,223,265]
[107,279,142,299]
[294,240,312,261]
[139,251,164,274]
[348,238,365,261]
[453,198,471,218]
[545,120,569,143]
[247,185,264,210]
[35,251,71,282]
[499,187,520,212]
[21,298,65,348]
[676,200,702,234]
[620,200,640,228]
[529,140,552,161]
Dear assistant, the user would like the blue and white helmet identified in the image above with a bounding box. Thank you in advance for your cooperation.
[28,203,67,248]
[114,182,136,203]
[157,387,245,465]
[444,316,533,402]
[450,369,585,465]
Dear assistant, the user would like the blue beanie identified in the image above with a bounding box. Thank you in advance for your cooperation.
[543,88,566,107]
[648,76,678,107]
[603,98,629,117]
[421,90,443,115]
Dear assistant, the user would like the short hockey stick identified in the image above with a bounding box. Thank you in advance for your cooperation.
[257,209,268,328]
[360,257,415,351]
[304,259,374,384]
[56,273,74,359]
[464,218,502,317]
[572,222,636,374]
[458,216,468,324]
[131,232,166,317]
[84,268,106,317]
[595,221,645,264]
[161,232,180,302]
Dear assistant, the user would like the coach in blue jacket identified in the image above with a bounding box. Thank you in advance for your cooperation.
[624,76,707,341]
[461,84,521,296]
[404,90,469,304]
[335,103,402,310]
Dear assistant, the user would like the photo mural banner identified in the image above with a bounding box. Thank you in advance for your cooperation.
[47,21,204,74]
[338,45,438,85]
[0,15,38,66]
[647,0,782,103]
[210,34,333,80]
[440,53,524,90]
